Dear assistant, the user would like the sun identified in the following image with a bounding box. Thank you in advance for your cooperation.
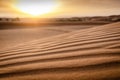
[15,0,58,16]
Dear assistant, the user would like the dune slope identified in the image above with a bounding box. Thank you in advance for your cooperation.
[0,22,120,80]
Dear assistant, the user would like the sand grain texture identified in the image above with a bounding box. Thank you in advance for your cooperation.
[0,22,120,80]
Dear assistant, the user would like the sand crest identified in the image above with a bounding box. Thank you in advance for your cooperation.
[0,22,120,80]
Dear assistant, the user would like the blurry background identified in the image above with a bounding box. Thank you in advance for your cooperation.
[0,0,120,17]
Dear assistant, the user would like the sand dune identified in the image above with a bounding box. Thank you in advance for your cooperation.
[0,25,97,50]
[0,22,120,80]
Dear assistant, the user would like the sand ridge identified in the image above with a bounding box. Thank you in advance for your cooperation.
[0,22,120,80]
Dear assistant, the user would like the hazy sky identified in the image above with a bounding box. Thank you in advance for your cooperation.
[0,0,120,17]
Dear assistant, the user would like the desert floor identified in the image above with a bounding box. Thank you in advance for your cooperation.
[0,22,120,80]
[0,25,99,50]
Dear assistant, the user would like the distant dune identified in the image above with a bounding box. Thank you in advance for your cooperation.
[0,22,120,80]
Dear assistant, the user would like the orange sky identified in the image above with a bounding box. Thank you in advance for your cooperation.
[0,0,120,18]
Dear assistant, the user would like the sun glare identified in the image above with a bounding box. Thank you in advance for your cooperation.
[15,0,58,16]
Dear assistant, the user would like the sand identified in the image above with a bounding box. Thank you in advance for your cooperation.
[0,22,120,80]
[0,25,98,50]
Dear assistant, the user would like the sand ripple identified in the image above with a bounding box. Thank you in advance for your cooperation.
[0,22,120,80]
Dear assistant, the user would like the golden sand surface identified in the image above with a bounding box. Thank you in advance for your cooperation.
[0,22,120,80]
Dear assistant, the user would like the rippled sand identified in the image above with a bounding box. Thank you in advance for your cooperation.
[0,22,120,80]
[0,25,97,50]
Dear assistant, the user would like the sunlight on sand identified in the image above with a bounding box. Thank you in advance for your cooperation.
[0,22,120,80]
